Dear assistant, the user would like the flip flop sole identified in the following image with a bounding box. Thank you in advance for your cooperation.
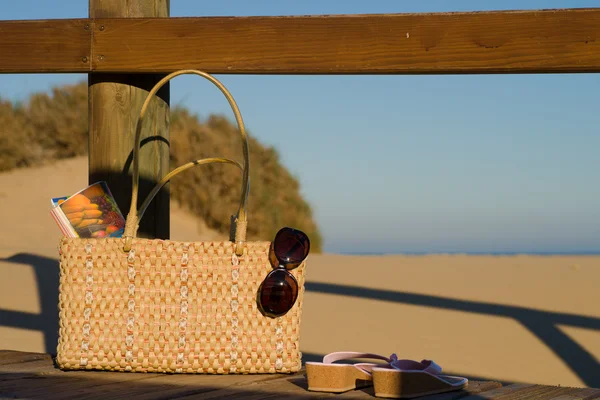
[306,362,373,393]
[372,369,468,399]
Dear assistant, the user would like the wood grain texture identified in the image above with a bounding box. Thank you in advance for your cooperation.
[0,351,291,400]
[88,0,171,240]
[3,350,600,399]
[0,19,90,73]
[90,9,600,74]
[1,8,599,74]
[461,383,600,400]
[0,351,510,400]
[207,376,503,400]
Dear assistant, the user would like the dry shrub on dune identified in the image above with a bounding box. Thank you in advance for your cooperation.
[170,110,322,249]
[0,82,87,170]
[0,82,322,251]
[0,99,33,170]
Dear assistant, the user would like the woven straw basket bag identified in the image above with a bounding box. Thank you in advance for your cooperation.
[56,70,306,374]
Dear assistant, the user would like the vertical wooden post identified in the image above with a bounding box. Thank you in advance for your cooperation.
[88,0,170,240]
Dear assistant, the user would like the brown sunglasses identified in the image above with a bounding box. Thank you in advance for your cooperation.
[257,227,310,318]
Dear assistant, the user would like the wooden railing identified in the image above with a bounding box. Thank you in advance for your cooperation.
[1,9,600,74]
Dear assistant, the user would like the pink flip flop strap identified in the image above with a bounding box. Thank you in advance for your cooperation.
[322,352,395,365]
[322,352,396,374]
[390,359,443,375]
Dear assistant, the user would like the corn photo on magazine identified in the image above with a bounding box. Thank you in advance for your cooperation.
[50,181,125,239]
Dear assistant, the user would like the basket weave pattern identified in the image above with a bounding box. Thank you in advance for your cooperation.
[56,237,305,374]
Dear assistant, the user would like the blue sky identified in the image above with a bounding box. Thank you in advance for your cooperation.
[2,1,600,253]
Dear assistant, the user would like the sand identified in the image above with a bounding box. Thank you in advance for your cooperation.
[1,158,598,388]
[302,254,600,387]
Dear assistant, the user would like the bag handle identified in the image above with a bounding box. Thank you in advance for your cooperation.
[137,157,243,224]
[123,70,250,255]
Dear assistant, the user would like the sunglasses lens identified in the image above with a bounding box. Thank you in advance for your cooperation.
[274,227,310,265]
[259,269,298,318]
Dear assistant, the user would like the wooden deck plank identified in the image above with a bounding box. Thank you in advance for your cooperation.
[550,390,600,400]
[0,370,294,400]
[460,383,543,399]
[0,362,162,399]
[2,355,496,400]
[406,381,505,400]
[0,351,160,382]
[0,372,287,400]
[552,388,600,399]
[57,379,220,400]
[58,373,293,400]
[460,383,600,400]
[178,373,501,400]
[0,350,51,366]
[172,374,365,399]
[2,352,599,399]
[172,375,326,400]
[0,19,90,73]
[0,351,301,400]
[0,359,68,381]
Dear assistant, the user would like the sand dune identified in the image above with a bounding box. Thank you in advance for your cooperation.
[0,157,224,259]
[1,158,598,388]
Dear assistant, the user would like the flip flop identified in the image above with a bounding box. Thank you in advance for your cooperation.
[305,352,397,393]
[372,358,468,399]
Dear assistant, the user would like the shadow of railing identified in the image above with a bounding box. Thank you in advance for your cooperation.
[305,282,600,387]
[0,253,59,354]
[1,254,598,387]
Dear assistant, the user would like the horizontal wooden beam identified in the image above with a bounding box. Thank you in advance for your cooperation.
[93,9,600,74]
[0,19,90,73]
[1,9,600,74]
